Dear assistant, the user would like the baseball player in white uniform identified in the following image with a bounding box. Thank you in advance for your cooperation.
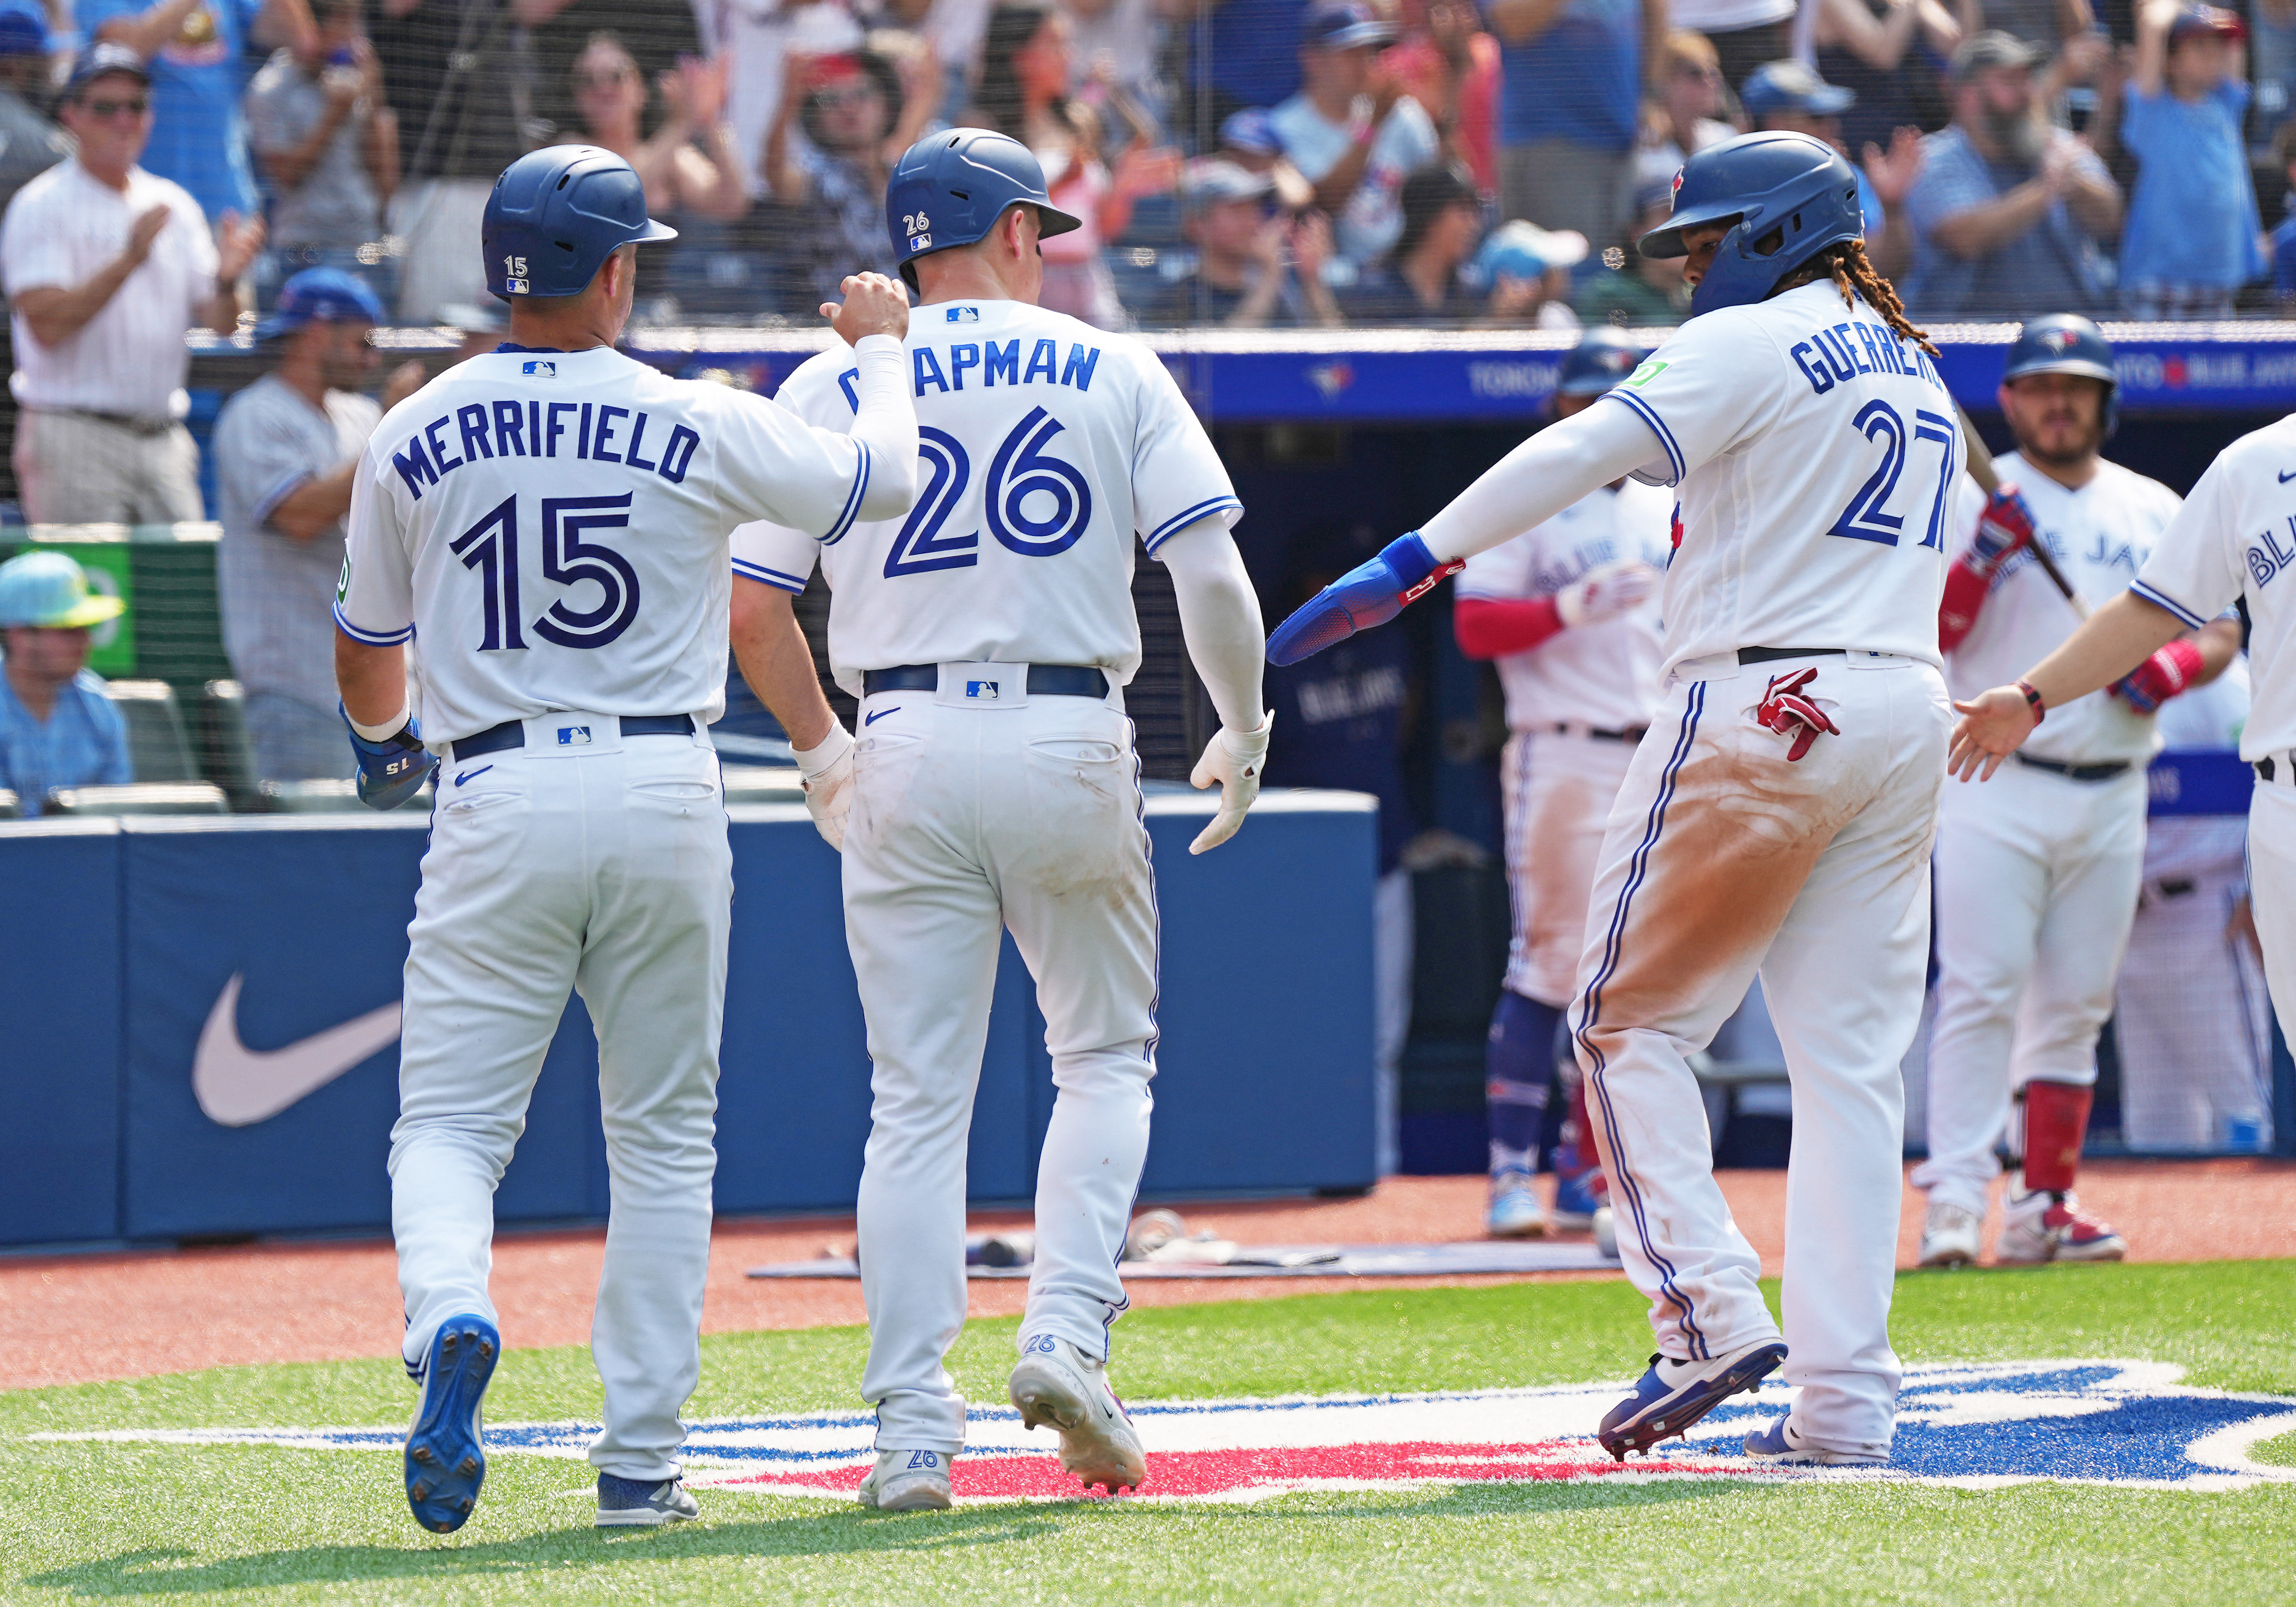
[727,130,1270,1510]
[1915,316,2239,1270]
[2117,659,2273,1151]
[1954,419,2296,1140]
[332,146,917,1534]
[1453,329,1669,1240]
[1272,133,1959,1466]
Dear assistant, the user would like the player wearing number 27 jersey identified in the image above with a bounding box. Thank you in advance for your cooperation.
[1269,133,1957,1468]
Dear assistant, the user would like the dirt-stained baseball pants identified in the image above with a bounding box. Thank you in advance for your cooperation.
[1572,650,1949,1460]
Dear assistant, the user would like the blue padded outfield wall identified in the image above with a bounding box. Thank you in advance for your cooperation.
[0,791,1374,1249]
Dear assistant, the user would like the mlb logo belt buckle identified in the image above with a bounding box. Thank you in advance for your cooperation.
[938,662,1029,708]
[558,725,592,746]
[520,711,625,754]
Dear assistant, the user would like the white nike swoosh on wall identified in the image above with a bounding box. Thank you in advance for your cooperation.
[192,973,403,1127]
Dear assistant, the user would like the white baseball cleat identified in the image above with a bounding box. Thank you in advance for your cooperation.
[1995,1188,2126,1265]
[855,1448,953,1512]
[1009,1336,1147,1495]
[1917,1202,1985,1268]
[1486,1175,1549,1239]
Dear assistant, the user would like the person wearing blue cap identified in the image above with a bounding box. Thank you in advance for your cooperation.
[1270,1,1439,266]
[0,3,64,210]
[1739,59,1915,280]
[212,266,422,780]
[0,550,132,813]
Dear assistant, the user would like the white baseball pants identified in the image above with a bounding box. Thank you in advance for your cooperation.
[2243,780,2296,1058]
[2116,817,2272,1151]
[845,683,1158,1455]
[1912,761,2145,1215]
[1572,652,1947,1459]
[1502,728,1637,1008]
[390,718,731,1484]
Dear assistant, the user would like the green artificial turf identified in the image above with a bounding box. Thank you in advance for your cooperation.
[4,1261,2292,1605]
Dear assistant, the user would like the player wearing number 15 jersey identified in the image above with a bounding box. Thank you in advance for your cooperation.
[332,146,918,1535]
[1268,133,1960,1468]
[728,130,1271,1510]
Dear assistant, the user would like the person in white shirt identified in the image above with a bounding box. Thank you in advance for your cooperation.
[1452,329,1667,1241]
[1272,1,1441,266]
[1914,315,2238,1271]
[0,44,264,523]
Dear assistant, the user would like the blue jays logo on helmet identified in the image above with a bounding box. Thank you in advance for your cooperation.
[1638,131,1863,318]
[884,130,1084,290]
[2002,313,2118,434]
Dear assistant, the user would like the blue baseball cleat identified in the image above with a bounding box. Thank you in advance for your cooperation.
[1550,1165,1605,1233]
[1743,1415,1888,1466]
[1265,532,1463,665]
[1597,1338,1787,1461]
[405,1313,499,1534]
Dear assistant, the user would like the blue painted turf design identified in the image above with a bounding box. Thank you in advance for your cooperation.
[1575,681,1709,1357]
[404,1314,498,1534]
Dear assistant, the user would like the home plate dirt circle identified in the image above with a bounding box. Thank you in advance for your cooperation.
[44,1360,2296,1501]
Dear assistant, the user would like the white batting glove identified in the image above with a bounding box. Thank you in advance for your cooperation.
[1555,558,1661,629]
[794,723,856,850]
[1188,712,1273,855]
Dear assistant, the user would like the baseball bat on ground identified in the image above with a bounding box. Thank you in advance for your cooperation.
[1954,403,2092,622]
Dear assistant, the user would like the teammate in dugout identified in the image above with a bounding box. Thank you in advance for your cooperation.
[1452,327,1669,1242]
[1915,315,2239,1271]
[332,145,919,1534]
[726,129,1272,1510]
[1951,391,2296,1147]
[1270,131,1962,1467]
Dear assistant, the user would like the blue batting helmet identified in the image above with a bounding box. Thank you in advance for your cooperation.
[1555,329,1644,398]
[1639,131,1863,318]
[885,129,1082,291]
[481,146,677,300]
[2001,312,2118,436]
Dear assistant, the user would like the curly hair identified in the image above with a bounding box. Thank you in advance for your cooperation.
[1798,240,1936,357]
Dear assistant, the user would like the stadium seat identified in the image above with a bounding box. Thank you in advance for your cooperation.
[259,777,434,813]
[0,788,16,819]
[44,782,228,816]
[720,765,804,806]
[101,680,199,783]
[194,680,261,812]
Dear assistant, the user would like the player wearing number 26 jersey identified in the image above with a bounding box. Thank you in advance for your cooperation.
[1269,133,1957,1468]
[729,130,1269,1509]
[332,146,918,1535]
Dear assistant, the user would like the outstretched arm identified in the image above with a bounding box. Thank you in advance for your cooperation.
[1267,400,1667,664]
[1946,590,2186,778]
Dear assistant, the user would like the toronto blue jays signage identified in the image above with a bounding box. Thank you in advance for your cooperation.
[47,1362,2296,1495]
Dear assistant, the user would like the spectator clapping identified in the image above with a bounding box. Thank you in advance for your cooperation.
[1272,2,1440,268]
[245,0,396,308]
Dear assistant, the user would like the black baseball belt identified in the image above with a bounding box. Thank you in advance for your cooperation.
[2013,751,2133,784]
[451,712,698,763]
[1545,722,1647,743]
[1738,646,1846,665]
[862,663,1109,698]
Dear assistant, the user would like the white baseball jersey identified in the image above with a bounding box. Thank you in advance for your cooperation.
[1455,480,1672,732]
[729,300,1239,692]
[1945,452,2184,766]
[2133,415,2296,761]
[335,345,885,744]
[1601,280,1954,676]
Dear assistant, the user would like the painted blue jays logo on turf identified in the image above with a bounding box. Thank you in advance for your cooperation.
[42,1361,2296,1500]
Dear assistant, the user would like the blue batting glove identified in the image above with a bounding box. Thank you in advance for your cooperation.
[341,702,437,810]
[1266,532,1464,666]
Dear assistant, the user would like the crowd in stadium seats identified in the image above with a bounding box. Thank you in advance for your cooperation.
[0,0,2282,334]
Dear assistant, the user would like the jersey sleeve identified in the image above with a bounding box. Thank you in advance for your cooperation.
[1455,530,1538,600]
[729,519,821,593]
[218,391,323,533]
[1133,352,1242,554]
[708,374,879,542]
[2131,449,2247,630]
[333,439,415,644]
[1596,312,1785,488]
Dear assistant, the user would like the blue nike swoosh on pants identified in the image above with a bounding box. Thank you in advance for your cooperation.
[865,707,901,726]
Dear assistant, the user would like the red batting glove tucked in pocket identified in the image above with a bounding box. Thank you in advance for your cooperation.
[1755,667,1841,762]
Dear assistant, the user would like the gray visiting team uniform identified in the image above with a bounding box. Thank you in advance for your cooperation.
[215,371,379,779]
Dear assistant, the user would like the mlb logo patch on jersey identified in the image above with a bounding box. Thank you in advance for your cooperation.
[557,725,592,746]
[965,680,1001,701]
[523,360,556,378]
[946,306,980,323]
